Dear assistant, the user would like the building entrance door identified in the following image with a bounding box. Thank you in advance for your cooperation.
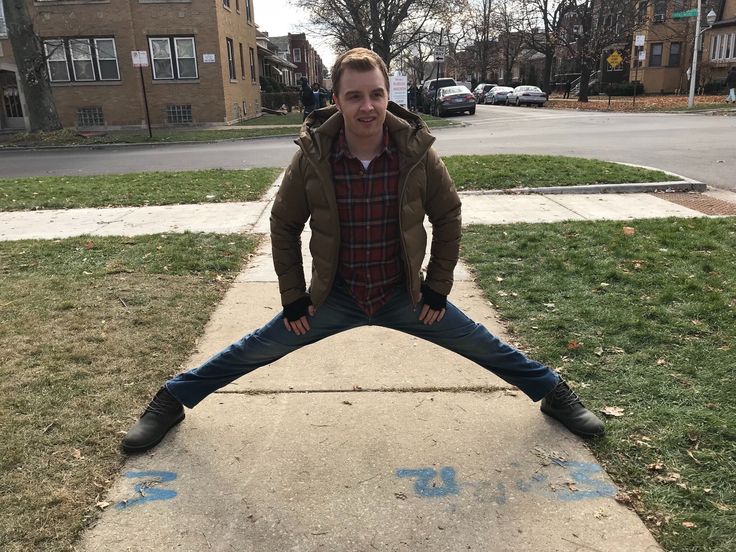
[0,70,25,129]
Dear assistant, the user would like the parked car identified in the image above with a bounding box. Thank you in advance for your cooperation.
[420,78,457,113]
[472,83,498,104]
[485,86,515,105]
[506,85,547,106]
[429,85,476,116]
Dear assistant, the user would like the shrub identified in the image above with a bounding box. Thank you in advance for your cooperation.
[604,82,645,96]
[261,91,300,111]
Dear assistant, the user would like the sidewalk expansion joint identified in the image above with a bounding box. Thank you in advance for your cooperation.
[214,385,515,396]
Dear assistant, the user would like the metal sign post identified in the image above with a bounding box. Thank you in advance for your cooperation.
[132,50,152,138]
[633,35,645,108]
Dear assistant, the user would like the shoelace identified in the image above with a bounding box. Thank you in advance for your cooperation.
[553,382,583,409]
[144,390,180,416]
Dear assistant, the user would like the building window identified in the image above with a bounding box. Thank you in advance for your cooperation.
[249,47,257,83]
[649,43,663,67]
[223,0,230,8]
[0,1,7,37]
[44,38,120,83]
[293,47,301,63]
[149,37,198,80]
[653,1,666,22]
[235,0,239,11]
[167,104,193,124]
[77,106,105,127]
[668,42,681,67]
[239,43,246,78]
[226,38,236,80]
[245,0,252,22]
[637,1,647,23]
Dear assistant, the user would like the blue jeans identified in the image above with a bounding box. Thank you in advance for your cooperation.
[166,282,560,408]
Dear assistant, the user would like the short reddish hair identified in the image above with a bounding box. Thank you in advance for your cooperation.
[331,48,390,97]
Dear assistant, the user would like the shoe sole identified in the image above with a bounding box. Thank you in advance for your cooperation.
[540,407,605,439]
[121,412,186,454]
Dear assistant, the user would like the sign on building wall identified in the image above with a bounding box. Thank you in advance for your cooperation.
[389,74,408,107]
[131,51,149,67]
[203,54,216,63]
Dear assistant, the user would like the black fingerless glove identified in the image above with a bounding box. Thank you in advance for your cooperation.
[283,296,312,322]
[421,283,447,311]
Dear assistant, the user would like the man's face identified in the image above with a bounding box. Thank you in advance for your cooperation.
[333,67,388,142]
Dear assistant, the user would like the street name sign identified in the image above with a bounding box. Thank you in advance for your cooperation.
[673,8,698,19]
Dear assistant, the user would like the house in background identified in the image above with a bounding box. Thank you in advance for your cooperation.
[0,0,261,131]
[702,0,736,84]
[271,33,324,86]
[257,31,297,88]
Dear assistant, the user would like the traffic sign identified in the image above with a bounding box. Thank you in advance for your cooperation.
[607,51,623,69]
[131,51,149,67]
[635,34,645,47]
[434,47,446,62]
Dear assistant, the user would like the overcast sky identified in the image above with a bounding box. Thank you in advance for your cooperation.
[254,0,337,71]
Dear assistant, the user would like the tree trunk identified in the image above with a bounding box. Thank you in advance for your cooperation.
[543,51,553,94]
[578,62,591,102]
[3,0,62,131]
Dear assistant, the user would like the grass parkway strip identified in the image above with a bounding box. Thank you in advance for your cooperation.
[461,217,736,552]
[0,233,259,552]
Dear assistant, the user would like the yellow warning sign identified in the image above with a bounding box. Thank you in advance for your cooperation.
[607,51,623,69]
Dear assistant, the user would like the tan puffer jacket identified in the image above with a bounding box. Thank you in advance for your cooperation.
[270,101,462,309]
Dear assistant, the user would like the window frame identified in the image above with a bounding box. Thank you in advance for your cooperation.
[94,38,121,81]
[239,42,245,79]
[226,38,236,80]
[293,47,301,63]
[668,42,681,67]
[249,47,257,83]
[245,0,252,22]
[649,42,663,67]
[149,36,198,80]
[0,1,7,38]
[45,39,71,82]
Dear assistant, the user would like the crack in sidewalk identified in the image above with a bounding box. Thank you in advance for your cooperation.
[214,385,516,396]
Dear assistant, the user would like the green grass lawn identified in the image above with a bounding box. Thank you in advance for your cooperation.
[461,218,736,552]
[0,168,281,211]
[444,154,678,190]
[0,233,259,552]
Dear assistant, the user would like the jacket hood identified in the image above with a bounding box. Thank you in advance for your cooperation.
[296,101,435,167]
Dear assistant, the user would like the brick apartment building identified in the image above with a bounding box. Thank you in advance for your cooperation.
[271,32,324,86]
[0,0,261,131]
[702,0,736,84]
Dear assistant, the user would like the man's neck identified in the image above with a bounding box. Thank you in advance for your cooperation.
[345,129,383,161]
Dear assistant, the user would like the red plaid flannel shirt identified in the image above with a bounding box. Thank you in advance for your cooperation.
[331,126,403,315]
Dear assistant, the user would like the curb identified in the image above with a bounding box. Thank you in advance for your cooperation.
[459,181,707,196]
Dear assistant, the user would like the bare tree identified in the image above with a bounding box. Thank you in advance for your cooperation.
[2,0,62,131]
[520,0,569,93]
[494,0,525,85]
[294,0,441,68]
[464,0,496,82]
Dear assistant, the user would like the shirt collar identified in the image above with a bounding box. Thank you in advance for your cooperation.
[333,125,395,161]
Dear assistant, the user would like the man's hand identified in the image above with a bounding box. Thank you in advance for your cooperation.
[283,305,316,335]
[282,296,316,335]
[419,304,445,325]
[419,283,447,325]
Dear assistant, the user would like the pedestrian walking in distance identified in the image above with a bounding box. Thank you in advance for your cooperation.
[726,67,736,103]
[122,48,605,453]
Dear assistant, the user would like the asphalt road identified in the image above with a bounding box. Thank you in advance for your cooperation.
[1,105,734,189]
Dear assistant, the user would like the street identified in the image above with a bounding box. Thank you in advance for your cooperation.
[1,106,734,189]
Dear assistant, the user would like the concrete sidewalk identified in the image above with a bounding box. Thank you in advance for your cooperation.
[10,179,731,551]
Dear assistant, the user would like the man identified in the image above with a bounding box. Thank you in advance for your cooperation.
[726,67,736,104]
[300,77,316,120]
[122,48,604,453]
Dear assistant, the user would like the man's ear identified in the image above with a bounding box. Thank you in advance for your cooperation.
[333,94,341,111]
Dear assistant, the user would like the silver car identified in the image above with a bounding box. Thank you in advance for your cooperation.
[430,85,476,116]
[485,86,515,105]
[506,85,547,106]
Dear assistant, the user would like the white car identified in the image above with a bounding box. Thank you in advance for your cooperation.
[506,86,547,106]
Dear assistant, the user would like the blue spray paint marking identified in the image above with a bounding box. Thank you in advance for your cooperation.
[116,470,177,509]
[555,461,616,501]
[395,467,460,497]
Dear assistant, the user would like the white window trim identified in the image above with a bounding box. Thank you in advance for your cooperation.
[174,37,198,79]
[226,38,236,80]
[0,1,7,38]
[69,39,95,82]
[293,47,301,63]
[150,37,174,80]
[94,38,120,81]
[45,40,71,82]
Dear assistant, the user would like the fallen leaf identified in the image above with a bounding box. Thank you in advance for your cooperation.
[95,501,111,510]
[84,241,95,250]
[681,521,697,529]
[623,226,636,236]
[72,448,84,460]
[543,302,556,309]
[566,340,583,350]
[691,319,702,326]
[594,347,604,356]
[646,460,665,472]
[710,501,731,511]
[601,406,625,417]
[495,276,504,282]
[565,482,578,492]
[655,472,681,484]
[656,358,667,366]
